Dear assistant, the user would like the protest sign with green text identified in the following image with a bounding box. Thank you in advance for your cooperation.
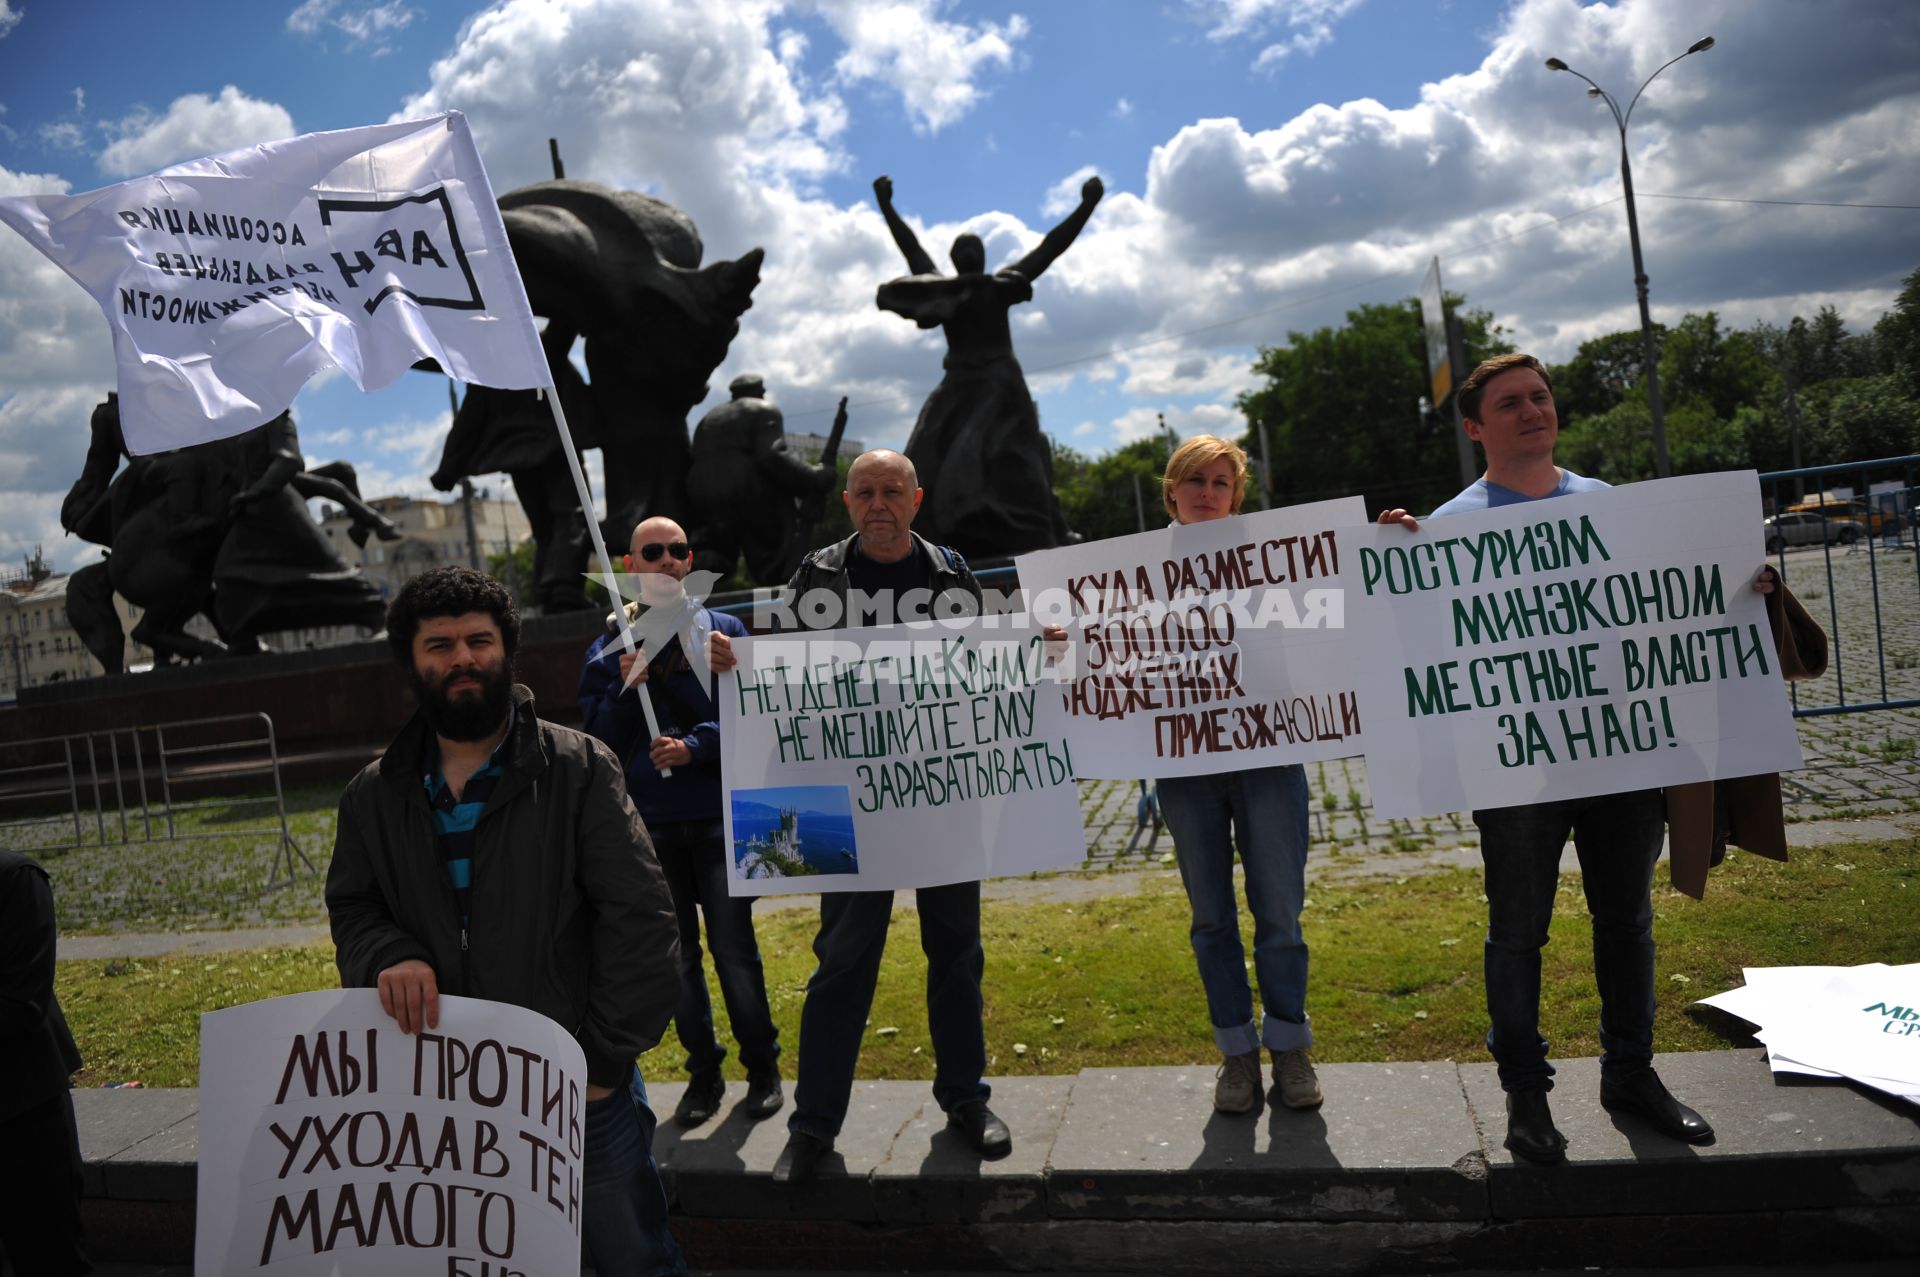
[720,615,1085,895]
[1347,472,1801,818]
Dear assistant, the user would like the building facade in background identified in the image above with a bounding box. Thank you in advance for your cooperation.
[784,431,865,465]
[0,553,148,697]
[316,491,532,599]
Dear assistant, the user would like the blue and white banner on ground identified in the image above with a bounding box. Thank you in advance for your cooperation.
[1015,497,1368,780]
[1345,472,1803,818]
[0,112,546,455]
[195,989,586,1276]
[719,615,1085,895]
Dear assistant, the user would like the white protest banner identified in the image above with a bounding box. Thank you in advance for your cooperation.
[1346,472,1802,818]
[1747,966,1920,1100]
[0,112,546,455]
[1014,498,1367,779]
[721,615,1085,895]
[1696,964,1857,1075]
[196,989,586,1276]
[1698,964,1920,1086]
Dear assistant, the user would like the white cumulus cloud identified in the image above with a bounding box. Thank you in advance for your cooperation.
[287,0,419,48]
[96,87,296,178]
[1190,0,1366,67]
[2,0,1916,565]
[811,0,1026,134]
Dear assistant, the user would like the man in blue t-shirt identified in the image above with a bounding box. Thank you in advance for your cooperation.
[1379,354,1733,1164]
[580,517,782,1129]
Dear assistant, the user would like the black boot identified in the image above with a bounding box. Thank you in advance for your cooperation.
[1601,1068,1714,1143]
[1504,1088,1567,1164]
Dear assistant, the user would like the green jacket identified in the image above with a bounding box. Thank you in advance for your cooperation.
[326,684,679,1087]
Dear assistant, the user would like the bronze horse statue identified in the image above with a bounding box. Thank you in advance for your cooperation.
[62,395,396,672]
[428,180,763,605]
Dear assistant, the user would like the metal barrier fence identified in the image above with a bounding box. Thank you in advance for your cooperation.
[1759,454,1920,717]
[0,711,314,888]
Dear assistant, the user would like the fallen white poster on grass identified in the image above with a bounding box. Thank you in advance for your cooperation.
[1014,497,1368,779]
[196,989,587,1276]
[1696,964,1856,1077]
[1749,965,1920,1103]
[1345,472,1803,818]
[1699,963,1920,1103]
[720,615,1085,895]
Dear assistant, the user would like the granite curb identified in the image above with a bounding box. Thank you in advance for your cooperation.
[70,1049,1920,1272]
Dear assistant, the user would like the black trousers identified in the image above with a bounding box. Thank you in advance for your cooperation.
[0,1090,90,1276]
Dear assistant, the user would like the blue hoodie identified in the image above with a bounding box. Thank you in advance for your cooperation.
[577,607,750,824]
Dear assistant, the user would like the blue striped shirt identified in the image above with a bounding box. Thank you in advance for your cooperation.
[423,712,513,927]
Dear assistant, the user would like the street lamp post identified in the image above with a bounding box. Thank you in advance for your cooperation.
[1546,36,1715,480]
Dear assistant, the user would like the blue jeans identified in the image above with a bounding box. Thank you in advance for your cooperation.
[1157,764,1312,1056]
[1475,788,1665,1093]
[789,881,988,1141]
[651,818,780,1077]
[582,1064,686,1277]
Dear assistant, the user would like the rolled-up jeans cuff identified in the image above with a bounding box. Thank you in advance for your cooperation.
[1262,1014,1313,1053]
[1212,1018,1260,1057]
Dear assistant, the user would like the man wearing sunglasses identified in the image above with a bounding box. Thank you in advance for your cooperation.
[579,516,783,1128]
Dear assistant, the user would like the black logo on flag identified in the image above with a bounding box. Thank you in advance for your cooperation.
[318,187,483,316]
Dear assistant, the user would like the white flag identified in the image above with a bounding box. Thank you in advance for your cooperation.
[0,112,547,455]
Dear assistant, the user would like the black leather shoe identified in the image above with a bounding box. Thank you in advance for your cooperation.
[744,1068,785,1121]
[674,1069,725,1127]
[948,1100,1013,1159]
[1601,1068,1714,1143]
[771,1131,830,1185]
[1504,1089,1567,1164]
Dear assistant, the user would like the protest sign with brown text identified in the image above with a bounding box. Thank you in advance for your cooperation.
[195,990,586,1277]
[1015,498,1367,779]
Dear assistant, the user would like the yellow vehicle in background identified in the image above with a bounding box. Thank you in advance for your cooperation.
[1786,496,1899,537]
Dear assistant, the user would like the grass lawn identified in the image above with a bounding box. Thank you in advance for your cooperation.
[56,834,1920,1088]
[30,785,342,933]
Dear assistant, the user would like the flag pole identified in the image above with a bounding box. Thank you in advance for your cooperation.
[538,377,672,776]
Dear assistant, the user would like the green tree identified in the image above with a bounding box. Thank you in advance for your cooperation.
[1660,311,1773,424]
[1807,304,1878,380]
[1551,327,1659,427]
[1054,431,1184,544]
[485,539,558,611]
[1746,317,1816,472]
[1554,396,1652,485]
[1873,265,1920,396]
[1238,296,1509,517]
[1804,375,1920,462]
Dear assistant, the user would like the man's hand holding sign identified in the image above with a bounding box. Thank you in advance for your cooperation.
[1353,353,1811,1171]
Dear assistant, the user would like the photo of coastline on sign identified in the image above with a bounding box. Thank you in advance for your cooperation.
[731,786,860,879]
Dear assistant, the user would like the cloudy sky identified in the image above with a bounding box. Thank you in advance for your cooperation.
[2,0,1916,572]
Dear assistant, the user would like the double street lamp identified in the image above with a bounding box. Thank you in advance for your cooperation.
[1546,36,1715,479]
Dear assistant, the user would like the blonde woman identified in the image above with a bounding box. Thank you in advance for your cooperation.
[1156,435,1320,1114]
